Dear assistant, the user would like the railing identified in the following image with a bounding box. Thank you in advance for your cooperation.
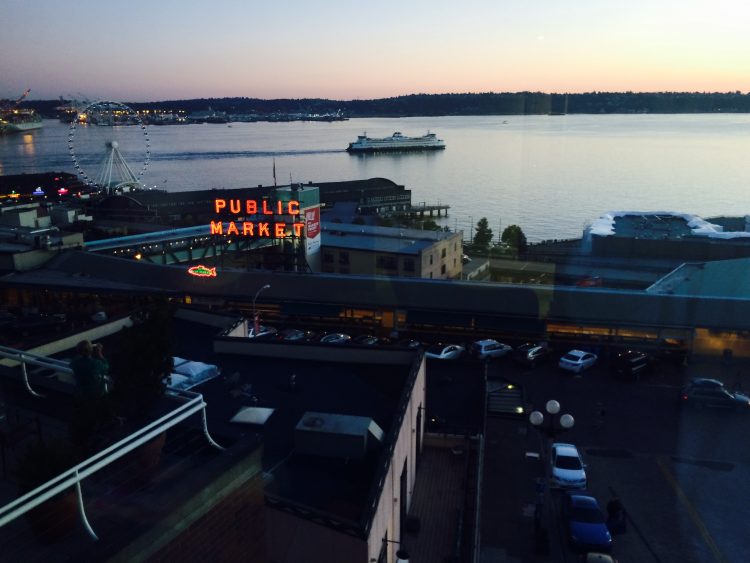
[0,346,224,540]
[0,388,224,539]
[0,344,74,398]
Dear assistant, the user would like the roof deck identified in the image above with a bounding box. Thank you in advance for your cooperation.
[0,312,421,558]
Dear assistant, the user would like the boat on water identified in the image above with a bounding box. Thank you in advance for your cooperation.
[0,108,43,134]
[346,131,445,153]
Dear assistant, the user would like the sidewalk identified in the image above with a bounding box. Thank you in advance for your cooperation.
[481,416,554,562]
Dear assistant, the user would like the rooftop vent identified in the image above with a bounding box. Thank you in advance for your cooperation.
[295,411,384,461]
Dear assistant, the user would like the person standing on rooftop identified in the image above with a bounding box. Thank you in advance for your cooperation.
[69,340,115,456]
[70,340,109,397]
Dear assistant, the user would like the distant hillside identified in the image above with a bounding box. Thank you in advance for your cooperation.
[24,91,750,118]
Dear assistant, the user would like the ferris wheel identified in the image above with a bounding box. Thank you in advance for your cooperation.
[68,100,151,192]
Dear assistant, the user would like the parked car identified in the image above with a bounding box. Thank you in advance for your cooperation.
[277,328,317,342]
[470,339,512,360]
[611,349,651,380]
[550,443,587,489]
[425,343,465,360]
[351,334,390,346]
[561,492,613,553]
[559,350,598,374]
[655,339,689,366]
[319,332,352,345]
[680,378,750,410]
[513,342,552,367]
[396,338,423,349]
[247,325,278,339]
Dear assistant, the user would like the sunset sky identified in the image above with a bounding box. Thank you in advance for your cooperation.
[3,0,749,102]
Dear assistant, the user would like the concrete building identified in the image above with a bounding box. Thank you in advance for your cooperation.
[647,257,750,357]
[321,223,464,279]
[0,309,426,563]
[215,317,425,563]
[0,218,84,272]
[584,211,750,261]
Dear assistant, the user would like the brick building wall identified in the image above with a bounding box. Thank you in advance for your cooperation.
[147,471,267,563]
[111,447,267,563]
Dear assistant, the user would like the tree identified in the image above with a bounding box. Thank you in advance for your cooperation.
[473,217,494,251]
[110,299,174,422]
[501,225,528,256]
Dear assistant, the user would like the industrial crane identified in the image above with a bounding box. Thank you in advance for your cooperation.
[1,89,31,110]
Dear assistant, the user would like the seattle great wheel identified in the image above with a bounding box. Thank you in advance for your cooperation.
[68,100,151,192]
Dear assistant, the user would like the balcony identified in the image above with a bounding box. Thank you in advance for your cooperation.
[0,342,261,562]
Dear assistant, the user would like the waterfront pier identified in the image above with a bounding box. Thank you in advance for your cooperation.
[400,202,450,218]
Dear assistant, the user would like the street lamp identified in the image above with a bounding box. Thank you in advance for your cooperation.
[252,284,271,336]
[529,399,575,440]
[529,399,575,555]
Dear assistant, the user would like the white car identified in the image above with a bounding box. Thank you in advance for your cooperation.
[425,343,465,360]
[550,443,587,489]
[319,332,351,344]
[558,350,598,373]
[471,339,512,360]
[247,325,278,339]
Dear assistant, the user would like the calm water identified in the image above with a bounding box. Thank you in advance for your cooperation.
[2,114,750,241]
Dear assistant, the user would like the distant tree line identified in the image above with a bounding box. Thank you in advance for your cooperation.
[24,91,750,118]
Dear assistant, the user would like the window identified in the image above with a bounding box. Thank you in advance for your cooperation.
[323,252,334,264]
[429,254,433,265]
[338,252,349,265]
[441,264,446,274]
[441,248,447,258]
[376,255,398,270]
[404,258,415,272]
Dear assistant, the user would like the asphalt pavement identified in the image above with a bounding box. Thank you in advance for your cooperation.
[478,352,750,563]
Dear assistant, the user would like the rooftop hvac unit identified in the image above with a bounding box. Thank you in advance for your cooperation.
[295,411,384,461]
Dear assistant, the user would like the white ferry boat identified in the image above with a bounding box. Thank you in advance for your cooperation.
[346,131,445,153]
[0,109,43,134]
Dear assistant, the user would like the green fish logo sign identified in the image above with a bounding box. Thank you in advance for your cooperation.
[187,265,217,278]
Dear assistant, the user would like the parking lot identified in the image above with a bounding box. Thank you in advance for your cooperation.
[238,326,750,562]
[472,346,750,563]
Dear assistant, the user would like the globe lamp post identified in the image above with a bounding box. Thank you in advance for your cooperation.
[252,284,271,335]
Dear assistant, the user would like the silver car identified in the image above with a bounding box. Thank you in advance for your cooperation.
[559,350,598,373]
[319,332,352,345]
[550,443,587,489]
[471,339,512,360]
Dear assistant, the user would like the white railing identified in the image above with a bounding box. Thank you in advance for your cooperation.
[0,388,224,539]
[0,345,224,540]
[0,344,73,398]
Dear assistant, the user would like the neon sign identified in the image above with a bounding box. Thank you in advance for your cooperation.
[187,265,217,277]
[210,198,304,238]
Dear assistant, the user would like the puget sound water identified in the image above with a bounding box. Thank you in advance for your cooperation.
[2,114,750,242]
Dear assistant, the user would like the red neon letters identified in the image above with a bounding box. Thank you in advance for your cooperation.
[211,198,304,238]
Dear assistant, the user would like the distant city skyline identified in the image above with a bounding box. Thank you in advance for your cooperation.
[3,0,748,102]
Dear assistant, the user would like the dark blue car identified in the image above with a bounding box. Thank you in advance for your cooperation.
[561,492,613,553]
